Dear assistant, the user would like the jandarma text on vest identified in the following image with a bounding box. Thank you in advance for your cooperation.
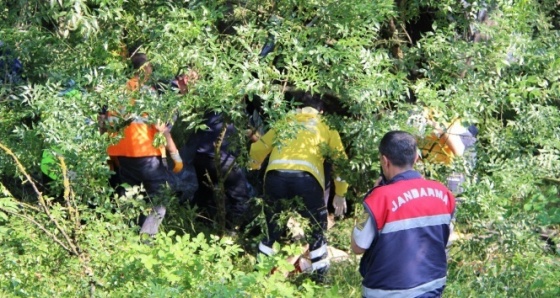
[392,187,449,212]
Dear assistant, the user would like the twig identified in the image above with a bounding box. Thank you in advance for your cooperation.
[306,16,319,28]
[0,206,72,253]
[213,123,229,233]
[11,199,41,212]
[543,177,560,184]
[282,68,291,94]
[0,143,44,206]
[399,21,413,44]
[0,142,80,256]
[59,156,81,235]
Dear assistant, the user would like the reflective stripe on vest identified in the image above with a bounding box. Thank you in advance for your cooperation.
[258,242,275,256]
[309,244,328,259]
[381,214,452,234]
[311,258,330,271]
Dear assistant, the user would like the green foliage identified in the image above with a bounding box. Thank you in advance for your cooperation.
[1,0,560,296]
[524,185,560,226]
[0,180,318,297]
[447,215,560,297]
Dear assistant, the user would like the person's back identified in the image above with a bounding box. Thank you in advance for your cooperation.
[250,104,349,203]
[193,111,238,159]
[352,131,455,297]
[360,176,454,296]
[187,111,251,229]
[263,107,335,186]
[106,65,161,159]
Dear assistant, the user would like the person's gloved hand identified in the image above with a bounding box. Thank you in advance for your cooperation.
[169,151,183,173]
[333,195,347,217]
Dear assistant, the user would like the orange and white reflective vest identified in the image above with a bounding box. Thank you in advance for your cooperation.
[106,77,162,158]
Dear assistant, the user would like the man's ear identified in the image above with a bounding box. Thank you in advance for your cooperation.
[381,155,389,168]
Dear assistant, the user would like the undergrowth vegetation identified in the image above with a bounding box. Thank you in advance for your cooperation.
[1,0,559,297]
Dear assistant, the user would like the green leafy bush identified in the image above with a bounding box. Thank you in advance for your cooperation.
[1,0,559,297]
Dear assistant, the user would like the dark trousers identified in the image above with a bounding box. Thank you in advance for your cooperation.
[192,153,250,227]
[117,156,177,235]
[262,170,328,253]
[117,156,175,195]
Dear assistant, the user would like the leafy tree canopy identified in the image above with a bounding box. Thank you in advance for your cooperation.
[1,0,559,296]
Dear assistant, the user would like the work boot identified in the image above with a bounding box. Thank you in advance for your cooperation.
[140,205,166,236]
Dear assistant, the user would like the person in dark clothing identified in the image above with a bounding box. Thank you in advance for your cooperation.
[0,41,24,85]
[185,112,251,229]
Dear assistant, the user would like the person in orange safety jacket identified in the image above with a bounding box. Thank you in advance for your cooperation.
[105,53,183,236]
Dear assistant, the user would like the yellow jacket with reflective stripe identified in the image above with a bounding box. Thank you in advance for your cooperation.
[418,119,468,165]
[249,107,349,197]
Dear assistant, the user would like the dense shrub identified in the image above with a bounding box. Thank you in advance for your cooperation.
[1,0,559,296]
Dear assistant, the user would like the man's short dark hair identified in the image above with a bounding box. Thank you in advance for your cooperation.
[379,131,417,167]
[131,53,149,70]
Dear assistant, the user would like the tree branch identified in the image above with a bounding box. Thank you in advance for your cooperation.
[0,142,80,256]
[59,156,81,236]
[0,206,73,254]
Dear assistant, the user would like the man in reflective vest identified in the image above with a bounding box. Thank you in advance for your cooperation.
[250,93,349,280]
[106,53,183,236]
[351,131,455,297]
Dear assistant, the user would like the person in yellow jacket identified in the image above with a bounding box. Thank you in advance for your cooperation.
[412,107,478,194]
[250,93,349,281]
[105,53,183,236]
